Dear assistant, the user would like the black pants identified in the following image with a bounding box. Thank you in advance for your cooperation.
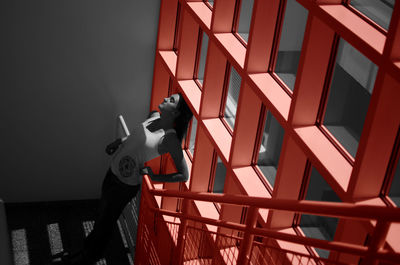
[77,168,140,264]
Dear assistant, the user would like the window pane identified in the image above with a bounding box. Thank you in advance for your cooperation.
[204,0,214,7]
[323,39,378,158]
[237,0,254,43]
[275,0,308,91]
[213,157,227,193]
[197,33,209,85]
[300,167,341,259]
[389,158,400,206]
[224,67,241,129]
[256,111,285,188]
[350,0,395,30]
[189,117,198,155]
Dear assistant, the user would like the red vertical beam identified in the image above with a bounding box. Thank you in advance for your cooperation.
[230,82,262,167]
[211,0,236,32]
[237,206,258,265]
[245,0,280,72]
[189,124,215,192]
[176,9,200,80]
[218,176,246,245]
[385,0,400,60]
[267,135,308,229]
[200,41,227,118]
[348,74,400,199]
[289,15,336,126]
[150,54,171,111]
[333,219,368,263]
[361,221,391,265]
[157,0,179,50]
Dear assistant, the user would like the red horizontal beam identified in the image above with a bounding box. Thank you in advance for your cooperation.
[143,176,400,222]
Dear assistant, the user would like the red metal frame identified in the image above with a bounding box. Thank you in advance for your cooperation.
[381,126,400,207]
[173,2,182,54]
[135,175,400,265]
[345,0,391,35]
[251,105,276,194]
[219,63,235,135]
[145,0,400,262]
[231,0,249,47]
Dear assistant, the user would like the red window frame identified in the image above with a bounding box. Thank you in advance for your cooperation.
[251,105,275,195]
[207,151,223,212]
[343,0,392,35]
[381,126,400,207]
[193,29,205,90]
[183,118,196,162]
[268,0,298,97]
[231,0,250,47]
[315,34,357,165]
[173,2,182,54]
[203,0,213,11]
[219,63,236,135]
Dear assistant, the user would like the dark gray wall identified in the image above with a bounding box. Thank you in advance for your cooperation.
[0,0,160,202]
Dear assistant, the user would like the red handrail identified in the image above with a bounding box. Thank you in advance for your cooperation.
[144,176,400,222]
[135,175,400,265]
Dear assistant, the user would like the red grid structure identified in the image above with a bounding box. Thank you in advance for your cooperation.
[139,0,400,264]
[134,176,400,264]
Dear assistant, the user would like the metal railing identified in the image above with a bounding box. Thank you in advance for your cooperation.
[134,175,400,265]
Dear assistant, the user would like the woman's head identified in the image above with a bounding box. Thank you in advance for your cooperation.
[159,93,193,142]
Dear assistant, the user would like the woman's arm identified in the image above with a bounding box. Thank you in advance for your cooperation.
[141,134,189,182]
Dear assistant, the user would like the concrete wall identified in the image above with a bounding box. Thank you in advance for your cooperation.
[0,0,160,202]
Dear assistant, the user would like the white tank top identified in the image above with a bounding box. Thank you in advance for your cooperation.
[110,115,176,185]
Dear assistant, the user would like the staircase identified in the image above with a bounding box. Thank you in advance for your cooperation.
[133,176,400,265]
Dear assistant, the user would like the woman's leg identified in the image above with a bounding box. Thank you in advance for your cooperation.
[78,169,140,264]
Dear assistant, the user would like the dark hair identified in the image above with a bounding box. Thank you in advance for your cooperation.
[174,93,193,142]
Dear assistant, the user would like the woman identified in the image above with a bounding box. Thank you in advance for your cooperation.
[55,93,192,265]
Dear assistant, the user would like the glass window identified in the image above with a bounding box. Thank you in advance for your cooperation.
[350,0,395,30]
[212,156,227,193]
[256,111,285,188]
[299,167,341,259]
[223,67,241,130]
[196,32,209,86]
[204,0,214,8]
[236,0,254,43]
[189,117,198,155]
[322,39,378,158]
[389,157,400,206]
[274,0,308,91]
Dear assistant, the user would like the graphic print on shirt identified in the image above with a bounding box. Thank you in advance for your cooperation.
[119,155,139,178]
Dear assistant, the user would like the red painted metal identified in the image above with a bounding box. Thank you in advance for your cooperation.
[145,0,400,262]
[134,175,400,264]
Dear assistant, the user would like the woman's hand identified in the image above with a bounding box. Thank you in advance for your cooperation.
[140,166,154,177]
[105,138,122,155]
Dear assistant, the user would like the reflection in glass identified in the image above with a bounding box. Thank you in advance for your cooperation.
[389,157,400,206]
[256,112,285,188]
[213,157,227,193]
[237,0,254,43]
[350,0,395,30]
[300,167,341,259]
[197,33,209,85]
[189,117,198,155]
[204,0,214,7]
[224,67,241,130]
[323,39,378,158]
[275,0,308,91]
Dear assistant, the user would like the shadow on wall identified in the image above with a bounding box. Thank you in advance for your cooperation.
[0,0,160,202]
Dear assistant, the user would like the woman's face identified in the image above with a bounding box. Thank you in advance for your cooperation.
[158,94,180,116]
